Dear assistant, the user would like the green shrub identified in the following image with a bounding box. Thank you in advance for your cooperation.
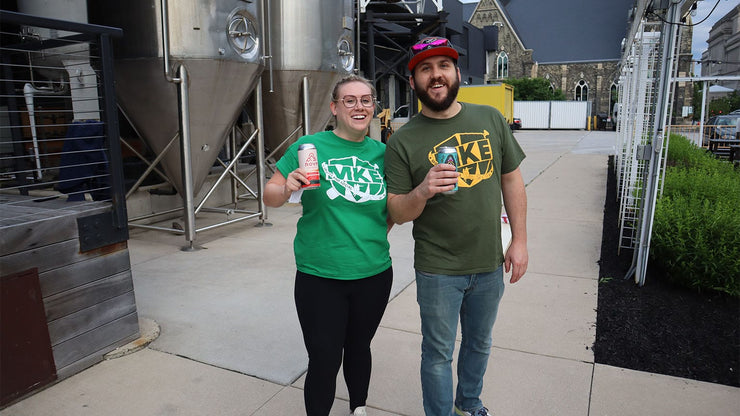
[649,134,740,297]
[665,134,716,169]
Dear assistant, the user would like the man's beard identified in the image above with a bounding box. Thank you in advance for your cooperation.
[416,76,460,113]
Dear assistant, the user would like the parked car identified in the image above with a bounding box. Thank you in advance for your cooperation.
[393,104,409,118]
[703,114,740,145]
[596,113,612,131]
[510,117,522,130]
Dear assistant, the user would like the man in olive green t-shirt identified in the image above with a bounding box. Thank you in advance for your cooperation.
[384,37,528,416]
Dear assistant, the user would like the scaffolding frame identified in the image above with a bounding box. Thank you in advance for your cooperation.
[614,1,685,286]
[358,1,448,114]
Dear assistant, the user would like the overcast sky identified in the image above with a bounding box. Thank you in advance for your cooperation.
[690,0,737,72]
[457,0,736,73]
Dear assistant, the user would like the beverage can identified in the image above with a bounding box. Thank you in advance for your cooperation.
[298,143,320,190]
[436,146,458,194]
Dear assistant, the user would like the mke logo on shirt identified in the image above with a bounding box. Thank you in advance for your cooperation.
[322,156,386,203]
[427,131,494,188]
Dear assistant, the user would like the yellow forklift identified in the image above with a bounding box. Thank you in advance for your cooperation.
[378,108,394,143]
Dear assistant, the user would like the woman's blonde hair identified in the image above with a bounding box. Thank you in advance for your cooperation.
[331,75,377,102]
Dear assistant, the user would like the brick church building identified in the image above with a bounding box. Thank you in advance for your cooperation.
[467,0,695,119]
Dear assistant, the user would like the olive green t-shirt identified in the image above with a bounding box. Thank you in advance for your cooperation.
[384,102,525,274]
[276,131,391,279]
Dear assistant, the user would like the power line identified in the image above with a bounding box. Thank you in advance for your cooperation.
[649,0,722,27]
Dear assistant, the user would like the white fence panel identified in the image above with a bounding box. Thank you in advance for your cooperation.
[550,101,590,129]
[514,101,590,129]
[514,101,550,129]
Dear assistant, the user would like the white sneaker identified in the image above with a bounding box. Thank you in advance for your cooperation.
[350,406,367,416]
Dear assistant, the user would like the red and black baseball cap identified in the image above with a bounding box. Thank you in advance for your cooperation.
[408,36,459,72]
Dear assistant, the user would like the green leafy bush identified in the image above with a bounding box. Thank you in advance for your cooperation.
[650,134,740,297]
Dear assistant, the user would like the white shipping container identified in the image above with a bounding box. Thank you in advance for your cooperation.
[514,101,550,129]
[550,101,590,129]
[514,101,591,129]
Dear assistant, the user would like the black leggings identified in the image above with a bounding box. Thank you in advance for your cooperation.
[295,266,393,416]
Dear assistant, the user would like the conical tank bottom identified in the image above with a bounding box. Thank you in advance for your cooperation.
[115,58,263,197]
[259,70,343,159]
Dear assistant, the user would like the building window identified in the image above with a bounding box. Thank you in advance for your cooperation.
[610,83,618,114]
[496,52,508,79]
[575,79,588,101]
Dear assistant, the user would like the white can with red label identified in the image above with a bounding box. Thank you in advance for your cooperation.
[298,143,320,190]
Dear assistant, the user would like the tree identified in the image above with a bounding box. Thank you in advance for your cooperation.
[707,90,740,118]
[505,77,566,101]
[692,83,740,121]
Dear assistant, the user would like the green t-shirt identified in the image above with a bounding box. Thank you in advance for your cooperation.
[384,102,525,275]
[276,131,391,279]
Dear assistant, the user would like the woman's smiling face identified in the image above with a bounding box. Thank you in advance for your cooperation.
[330,81,375,139]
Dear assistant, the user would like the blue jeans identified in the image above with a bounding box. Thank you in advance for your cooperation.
[416,267,505,416]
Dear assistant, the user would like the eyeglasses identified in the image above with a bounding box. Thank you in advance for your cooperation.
[338,95,375,108]
[411,37,451,54]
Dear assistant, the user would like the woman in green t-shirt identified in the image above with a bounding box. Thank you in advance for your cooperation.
[264,75,392,416]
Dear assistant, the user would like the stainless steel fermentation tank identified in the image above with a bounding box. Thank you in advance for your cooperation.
[89,0,355,191]
[17,0,355,246]
[88,0,265,199]
[22,0,355,192]
[260,0,355,158]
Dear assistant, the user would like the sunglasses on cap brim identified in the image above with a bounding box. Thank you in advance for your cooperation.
[411,38,451,53]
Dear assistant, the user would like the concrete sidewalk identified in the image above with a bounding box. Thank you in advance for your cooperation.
[4,131,738,415]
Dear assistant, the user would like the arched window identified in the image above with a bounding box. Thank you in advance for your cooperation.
[575,79,588,101]
[610,83,618,115]
[496,52,508,79]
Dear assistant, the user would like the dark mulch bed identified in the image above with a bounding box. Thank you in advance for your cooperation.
[593,156,740,388]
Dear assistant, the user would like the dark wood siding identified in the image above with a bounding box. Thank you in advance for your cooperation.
[0,195,139,394]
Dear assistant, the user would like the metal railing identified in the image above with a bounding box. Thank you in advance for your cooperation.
[0,10,127,230]
[668,124,739,156]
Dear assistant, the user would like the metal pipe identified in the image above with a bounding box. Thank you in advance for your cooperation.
[262,0,274,92]
[215,157,255,196]
[356,0,361,72]
[367,11,376,86]
[128,206,182,222]
[200,207,257,214]
[230,126,238,205]
[302,76,311,135]
[195,212,262,233]
[160,0,180,82]
[255,78,267,221]
[265,125,303,161]
[258,96,267,214]
[177,65,197,250]
[117,103,174,190]
[129,223,185,234]
[22,83,43,180]
[217,123,258,192]
[195,129,258,213]
[124,132,178,199]
[699,81,707,147]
